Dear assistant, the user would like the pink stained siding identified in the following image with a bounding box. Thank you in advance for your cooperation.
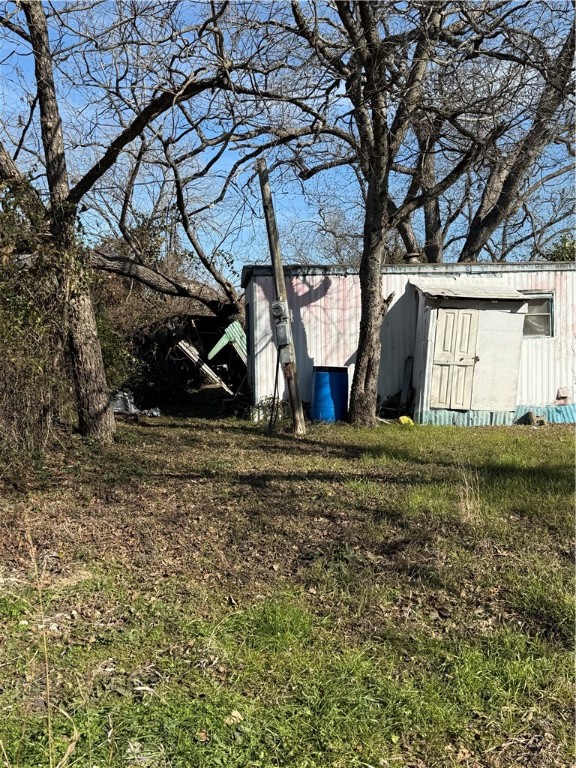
[287,274,361,403]
[252,273,363,406]
[252,272,419,407]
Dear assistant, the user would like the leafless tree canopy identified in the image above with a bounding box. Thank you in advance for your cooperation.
[0,1,573,430]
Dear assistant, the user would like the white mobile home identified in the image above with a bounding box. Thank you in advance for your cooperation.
[241,262,576,425]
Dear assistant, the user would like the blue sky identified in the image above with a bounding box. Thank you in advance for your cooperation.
[1,0,573,285]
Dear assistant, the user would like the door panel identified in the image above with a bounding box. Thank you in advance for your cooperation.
[430,364,452,409]
[450,365,474,410]
[456,313,473,356]
[454,309,478,360]
[434,309,458,362]
[430,308,479,411]
[471,308,525,410]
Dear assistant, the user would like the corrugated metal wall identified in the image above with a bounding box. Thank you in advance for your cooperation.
[248,264,575,414]
[252,273,363,405]
[500,269,574,405]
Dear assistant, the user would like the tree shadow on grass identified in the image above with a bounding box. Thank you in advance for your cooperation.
[5,415,570,641]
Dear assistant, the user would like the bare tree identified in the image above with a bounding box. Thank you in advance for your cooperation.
[85,138,246,323]
[0,0,241,440]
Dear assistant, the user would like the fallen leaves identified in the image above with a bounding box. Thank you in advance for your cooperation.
[0,419,571,768]
[223,709,243,726]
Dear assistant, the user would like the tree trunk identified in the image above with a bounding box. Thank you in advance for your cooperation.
[349,184,386,427]
[423,195,443,263]
[23,0,115,441]
[68,285,116,440]
[422,147,443,263]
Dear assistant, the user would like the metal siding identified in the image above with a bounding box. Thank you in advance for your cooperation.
[514,404,576,424]
[243,262,576,284]
[288,273,361,403]
[411,406,575,426]
[252,276,277,409]
[489,411,517,427]
[412,297,429,415]
[416,409,516,426]
[245,281,253,392]
[227,322,248,363]
[420,305,438,414]
[250,271,417,408]
[409,277,526,300]
[208,321,247,364]
[500,270,575,406]
[379,275,419,398]
[248,264,575,417]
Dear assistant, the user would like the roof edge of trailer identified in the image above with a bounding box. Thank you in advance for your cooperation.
[409,277,527,300]
[240,261,576,288]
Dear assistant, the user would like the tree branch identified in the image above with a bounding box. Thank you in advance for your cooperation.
[89,249,241,318]
[0,13,32,42]
[163,139,242,312]
[459,24,575,261]
[67,73,228,206]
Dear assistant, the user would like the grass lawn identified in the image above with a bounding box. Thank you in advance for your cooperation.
[0,416,573,767]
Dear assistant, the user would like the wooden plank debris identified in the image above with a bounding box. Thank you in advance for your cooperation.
[177,340,234,395]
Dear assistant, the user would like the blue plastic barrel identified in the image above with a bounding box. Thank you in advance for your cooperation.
[310,366,349,422]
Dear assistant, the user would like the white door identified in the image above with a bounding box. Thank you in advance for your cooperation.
[430,308,479,410]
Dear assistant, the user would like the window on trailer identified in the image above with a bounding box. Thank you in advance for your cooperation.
[521,294,553,337]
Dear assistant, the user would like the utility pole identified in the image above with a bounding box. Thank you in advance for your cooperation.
[256,158,306,436]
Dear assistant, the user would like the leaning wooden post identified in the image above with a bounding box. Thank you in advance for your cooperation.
[256,158,306,436]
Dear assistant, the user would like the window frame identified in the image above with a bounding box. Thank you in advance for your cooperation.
[520,291,554,338]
